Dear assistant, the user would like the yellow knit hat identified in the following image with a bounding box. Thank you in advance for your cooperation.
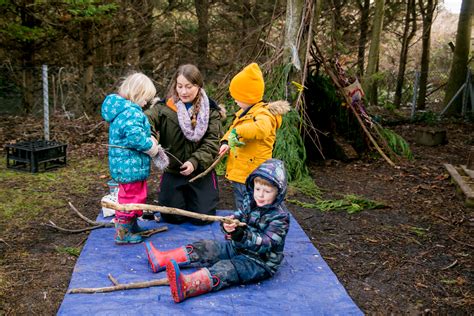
[229,63,265,104]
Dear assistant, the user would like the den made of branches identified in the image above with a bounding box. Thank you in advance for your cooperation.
[260,1,414,213]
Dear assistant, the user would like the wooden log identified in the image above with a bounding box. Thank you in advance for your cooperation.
[444,163,474,207]
[102,201,245,226]
[461,165,474,179]
[68,278,169,294]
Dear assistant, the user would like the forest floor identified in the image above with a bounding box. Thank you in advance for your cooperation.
[0,113,473,314]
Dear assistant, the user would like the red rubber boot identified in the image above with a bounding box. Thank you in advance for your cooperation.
[166,259,213,303]
[144,241,190,273]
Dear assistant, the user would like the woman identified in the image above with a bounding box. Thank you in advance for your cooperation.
[145,64,223,225]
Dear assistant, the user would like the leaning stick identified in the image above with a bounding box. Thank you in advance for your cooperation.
[102,144,184,165]
[69,202,105,225]
[189,147,230,183]
[68,278,169,294]
[325,68,396,168]
[102,201,245,226]
[314,45,396,168]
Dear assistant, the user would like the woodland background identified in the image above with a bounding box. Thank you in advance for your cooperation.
[0,0,471,119]
[0,0,473,314]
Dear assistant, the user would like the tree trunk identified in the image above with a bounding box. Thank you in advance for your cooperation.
[136,0,155,72]
[195,0,209,76]
[364,0,385,106]
[443,0,473,115]
[394,0,417,108]
[241,0,251,42]
[283,0,305,71]
[19,1,36,114]
[356,0,370,78]
[416,0,437,111]
[82,21,95,114]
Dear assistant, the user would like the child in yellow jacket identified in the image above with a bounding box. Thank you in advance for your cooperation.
[219,63,290,210]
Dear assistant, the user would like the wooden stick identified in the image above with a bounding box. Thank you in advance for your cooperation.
[69,202,103,225]
[102,201,245,226]
[326,68,396,167]
[137,226,168,237]
[189,148,229,183]
[108,274,119,286]
[314,45,396,168]
[102,144,184,165]
[67,278,169,294]
[44,221,109,233]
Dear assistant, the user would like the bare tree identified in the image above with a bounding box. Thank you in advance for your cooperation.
[364,0,385,106]
[356,0,370,78]
[416,0,438,110]
[442,0,474,115]
[394,0,417,108]
[195,0,210,75]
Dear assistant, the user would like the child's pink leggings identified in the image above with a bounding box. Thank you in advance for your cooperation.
[116,180,147,219]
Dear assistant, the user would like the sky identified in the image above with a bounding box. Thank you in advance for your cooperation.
[443,0,462,13]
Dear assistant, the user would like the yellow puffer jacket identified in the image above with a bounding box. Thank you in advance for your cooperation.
[222,100,290,184]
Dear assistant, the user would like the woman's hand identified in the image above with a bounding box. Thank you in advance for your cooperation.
[180,161,195,176]
[219,144,230,155]
[223,215,236,232]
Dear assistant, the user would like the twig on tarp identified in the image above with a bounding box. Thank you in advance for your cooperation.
[137,226,169,237]
[189,148,229,183]
[102,201,245,226]
[108,274,119,286]
[68,276,169,294]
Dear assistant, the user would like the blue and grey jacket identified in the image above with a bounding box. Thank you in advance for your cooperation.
[101,94,153,184]
[232,158,290,275]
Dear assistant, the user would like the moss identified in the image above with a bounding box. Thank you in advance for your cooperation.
[0,157,108,220]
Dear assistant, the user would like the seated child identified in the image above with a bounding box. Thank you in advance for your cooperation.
[144,158,290,303]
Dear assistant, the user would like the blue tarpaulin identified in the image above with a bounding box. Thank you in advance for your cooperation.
[58,211,362,315]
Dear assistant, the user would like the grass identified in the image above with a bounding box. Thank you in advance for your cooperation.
[55,246,81,257]
[0,156,108,221]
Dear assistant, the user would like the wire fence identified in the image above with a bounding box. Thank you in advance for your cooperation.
[0,65,174,117]
[377,69,449,113]
[0,64,453,117]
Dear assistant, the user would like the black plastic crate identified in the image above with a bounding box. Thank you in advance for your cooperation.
[5,140,67,173]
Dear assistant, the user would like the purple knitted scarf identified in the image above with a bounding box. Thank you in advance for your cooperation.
[176,89,210,142]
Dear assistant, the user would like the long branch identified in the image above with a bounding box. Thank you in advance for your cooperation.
[44,221,108,233]
[322,61,396,167]
[347,102,396,167]
[69,202,102,225]
[102,144,183,165]
[102,201,245,226]
[189,148,229,183]
[68,278,169,294]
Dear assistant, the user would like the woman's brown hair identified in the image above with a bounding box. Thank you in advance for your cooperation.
[167,64,204,127]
